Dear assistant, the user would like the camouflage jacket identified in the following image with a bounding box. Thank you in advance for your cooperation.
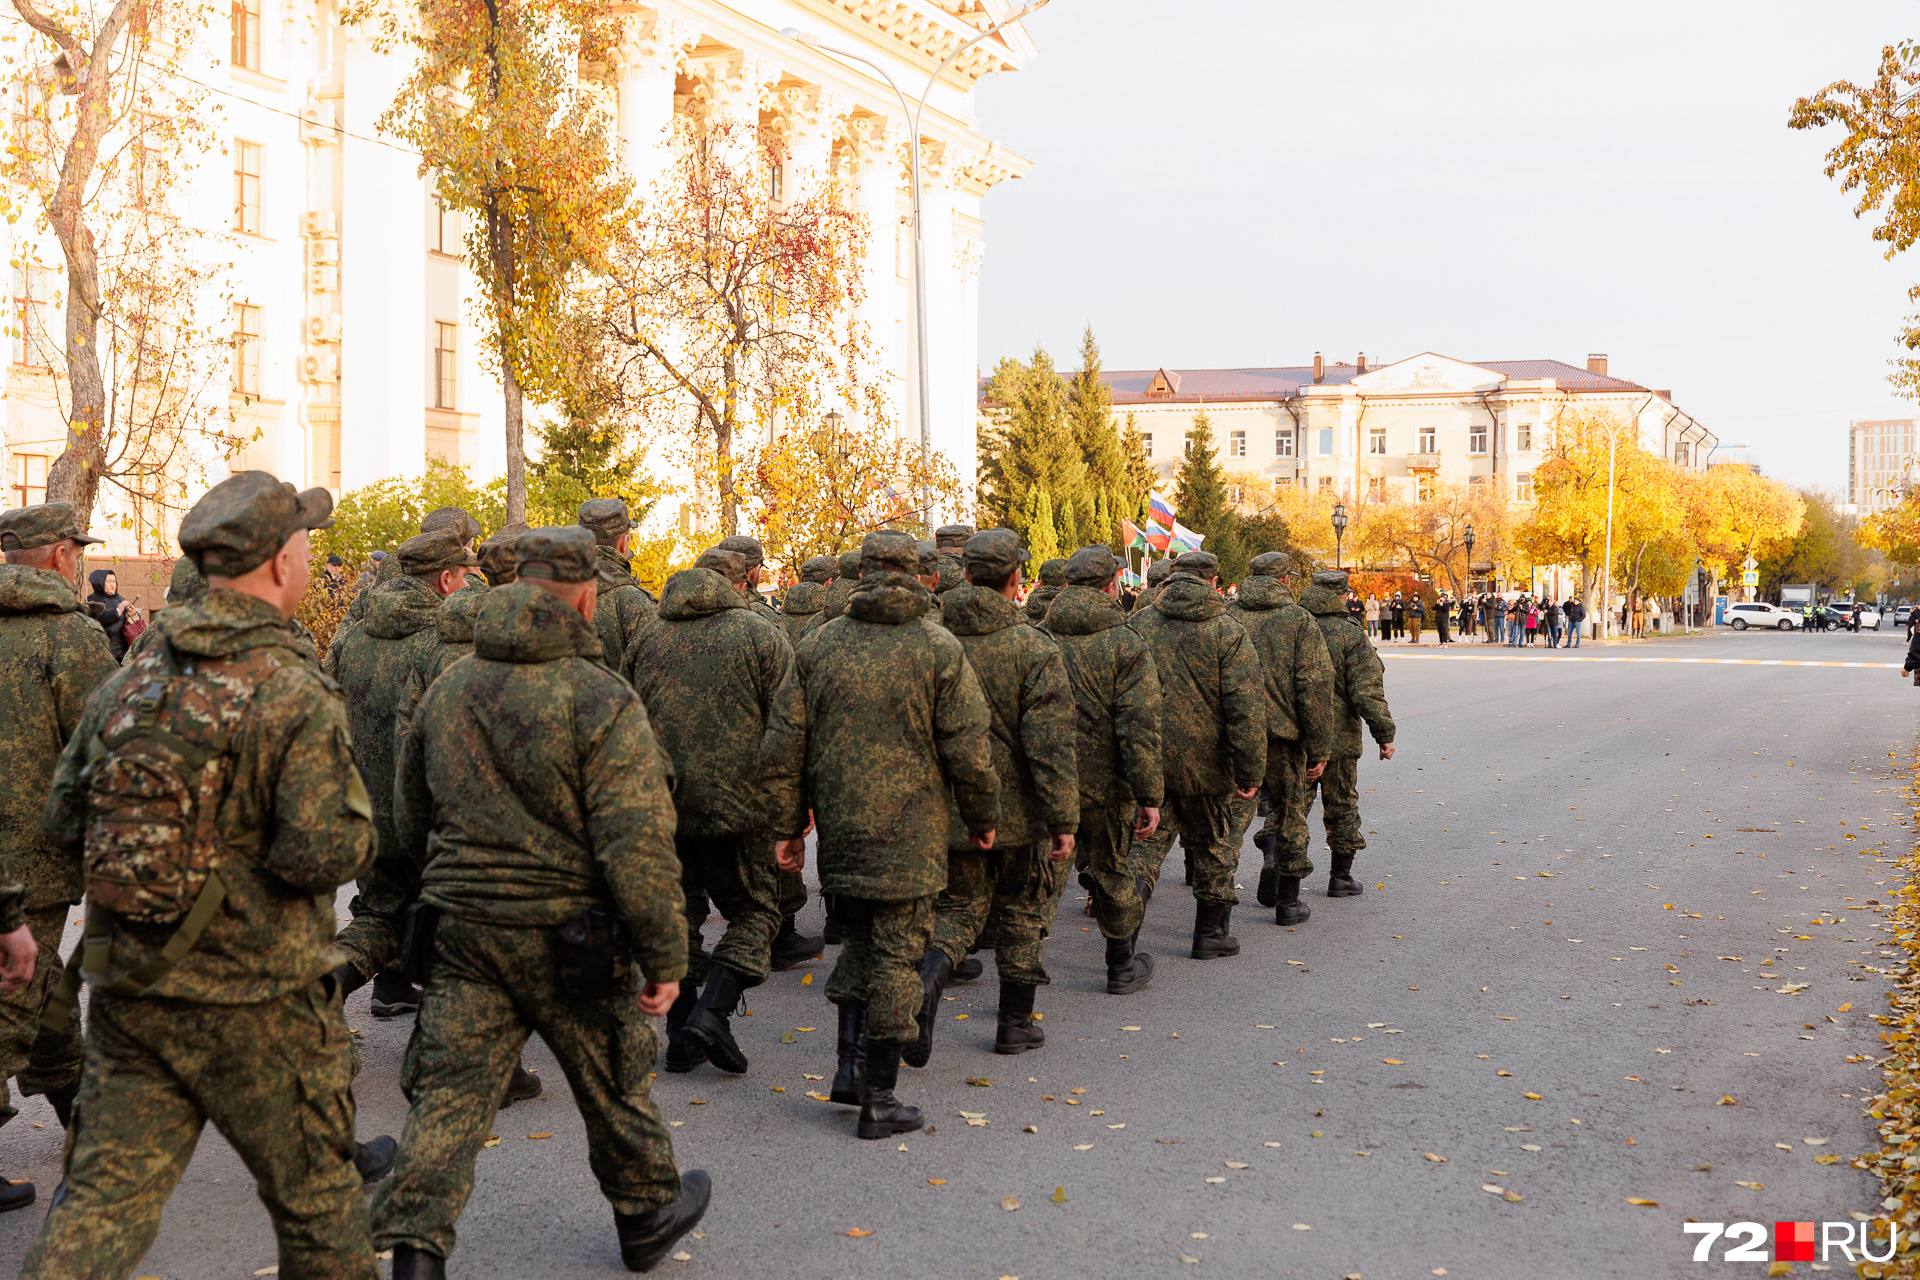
[343,553,400,626]
[396,584,686,981]
[623,568,793,838]
[1042,585,1164,811]
[326,573,443,861]
[777,579,827,645]
[1300,583,1396,758]
[1130,582,1167,618]
[804,578,859,634]
[1131,573,1265,796]
[42,590,374,1002]
[393,583,487,745]
[591,545,658,678]
[1230,575,1336,761]
[760,571,999,899]
[0,567,116,926]
[1025,583,1063,626]
[935,552,965,595]
[745,588,783,628]
[939,586,1079,848]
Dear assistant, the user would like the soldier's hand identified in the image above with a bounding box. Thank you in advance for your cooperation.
[1135,807,1160,840]
[0,925,36,994]
[1305,762,1327,782]
[638,980,678,1018]
[1234,785,1259,800]
[1379,743,1397,760]
[968,829,996,851]
[1048,833,1075,863]
[803,810,816,838]
[774,838,807,873]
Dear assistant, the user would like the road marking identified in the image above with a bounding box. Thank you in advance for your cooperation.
[1381,654,1902,669]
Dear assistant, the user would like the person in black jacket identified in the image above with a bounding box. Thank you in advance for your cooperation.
[85,568,131,661]
[1903,621,1920,684]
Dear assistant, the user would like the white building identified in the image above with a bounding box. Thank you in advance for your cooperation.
[3,0,1037,554]
[1850,418,1915,515]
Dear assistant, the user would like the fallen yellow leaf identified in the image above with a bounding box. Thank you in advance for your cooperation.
[1736,1181,1764,1190]
[1073,1143,1093,1150]
[1815,1154,1843,1165]
[1718,1095,1736,1106]
[252,1269,279,1277]
[1002,1197,1020,1211]
[1425,1152,1447,1162]
[1052,1186,1065,1203]
[527,1133,552,1140]
[1839,1002,1853,1012]
[1626,1198,1659,1207]
[1524,1092,1542,1100]
[928,1179,947,1186]
[801,973,813,984]
[482,1136,501,1148]
[846,1227,872,1237]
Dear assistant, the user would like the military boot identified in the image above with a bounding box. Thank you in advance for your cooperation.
[682,966,751,1075]
[501,1056,542,1107]
[46,1078,78,1129]
[903,950,953,1069]
[1327,852,1363,898]
[821,894,842,946]
[370,967,420,1018]
[829,1002,866,1105]
[389,1245,446,1279]
[1275,877,1311,925]
[1105,934,1155,995]
[0,1178,33,1213]
[616,1169,712,1272]
[354,1135,398,1185]
[1190,902,1241,959]
[769,916,824,971]
[1254,835,1279,908]
[951,955,985,983]
[662,983,705,1073]
[994,980,1044,1055]
[856,1041,923,1139]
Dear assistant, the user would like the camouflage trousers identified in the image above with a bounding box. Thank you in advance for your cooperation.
[1257,739,1318,879]
[680,832,781,987]
[371,916,681,1259]
[337,845,418,979]
[777,868,808,919]
[931,844,1069,986]
[824,896,934,1044]
[0,905,81,1129]
[1305,756,1367,859]
[24,982,374,1280]
[1077,806,1142,943]
[1131,818,1178,893]
[1164,794,1241,907]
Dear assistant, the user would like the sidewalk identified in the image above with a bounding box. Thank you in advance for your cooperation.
[1367,627,1710,650]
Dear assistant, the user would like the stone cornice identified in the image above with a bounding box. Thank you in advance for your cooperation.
[786,0,1029,88]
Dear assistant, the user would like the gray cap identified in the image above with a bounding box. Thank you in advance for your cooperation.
[1037,558,1068,587]
[714,535,765,568]
[1250,551,1291,576]
[577,498,632,544]
[860,530,920,576]
[916,540,939,576]
[1174,550,1219,576]
[1145,559,1176,586]
[1312,569,1350,590]
[934,523,975,551]
[837,550,863,578]
[420,506,480,542]
[179,472,333,576]
[800,554,837,584]
[963,528,1030,579]
[1064,545,1121,586]
[517,526,606,584]
[0,502,102,552]
[478,522,528,585]
[398,527,481,576]
[165,555,206,605]
[695,547,748,584]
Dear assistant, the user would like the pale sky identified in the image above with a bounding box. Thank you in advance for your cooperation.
[971,0,1916,491]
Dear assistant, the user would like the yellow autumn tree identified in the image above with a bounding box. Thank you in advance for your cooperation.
[749,417,965,567]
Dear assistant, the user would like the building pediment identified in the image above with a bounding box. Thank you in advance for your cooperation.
[1352,353,1506,396]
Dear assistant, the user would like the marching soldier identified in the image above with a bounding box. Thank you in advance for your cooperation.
[933,524,973,597]
[578,498,658,673]
[1026,558,1068,624]
[778,554,837,643]
[1297,570,1397,898]
[714,535,783,627]
[476,522,528,587]
[806,549,865,633]
[1130,556,1176,616]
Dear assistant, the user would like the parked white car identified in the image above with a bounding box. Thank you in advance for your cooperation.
[1724,601,1798,631]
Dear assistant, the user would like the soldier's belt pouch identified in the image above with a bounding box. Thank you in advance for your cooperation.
[551,905,631,999]
[399,902,441,984]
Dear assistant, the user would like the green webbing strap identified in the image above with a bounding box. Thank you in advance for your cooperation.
[37,870,229,1036]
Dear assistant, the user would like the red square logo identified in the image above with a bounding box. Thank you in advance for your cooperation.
[1776,1221,1816,1262]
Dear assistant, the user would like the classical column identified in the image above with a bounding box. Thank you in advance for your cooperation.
[610,8,698,201]
[687,51,777,169]
[845,114,899,432]
[914,139,959,481]
[776,85,847,206]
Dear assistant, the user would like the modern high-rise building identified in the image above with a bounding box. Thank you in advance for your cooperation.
[1850,418,1916,514]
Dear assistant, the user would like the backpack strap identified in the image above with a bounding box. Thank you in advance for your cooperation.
[39,871,229,1035]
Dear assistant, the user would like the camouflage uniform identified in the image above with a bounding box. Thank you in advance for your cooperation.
[777,554,836,645]
[804,550,865,634]
[1298,572,1395,883]
[477,522,528,587]
[26,473,378,1280]
[371,530,693,1265]
[1227,554,1335,886]
[580,499,658,678]
[932,524,972,598]
[1129,557,1176,617]
[1025,558,1068,624]
[0,507,115,1143]
[1122,553,1183,888]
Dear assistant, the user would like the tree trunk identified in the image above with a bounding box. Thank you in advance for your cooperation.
[717,350,738,536]
[503,362,526,524]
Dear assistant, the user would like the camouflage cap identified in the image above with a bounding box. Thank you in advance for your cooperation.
[420,506,480,542]
[1174,550,1220,577]
[1064,544,1121,586]
[165,555,206,605]
[1250,551,1292,576]
[1312,569,1350,591]
[695,547,748,584]
[859,529,920,576]
[963,528,1030,579]
[1037,558,1069,587]
[179,471,334,576]
[714,534,765,568]
[0,502,102,552]
[837,550,863,578]
[934,523,975,551]
[800,554,838,584]
[517,526,606,584]
[1145,558,1177,586]
[477,522,528,586]
[916,540,939,576]
[398,527,481,576]
[577,497,632,544]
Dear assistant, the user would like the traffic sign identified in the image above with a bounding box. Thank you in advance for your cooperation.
[1743,556,1759,571]
[1742,570,1759,586]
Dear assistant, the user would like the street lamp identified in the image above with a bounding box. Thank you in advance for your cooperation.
[1331,501,1348,569]
[1463,521,1475,592]
[782,1,1051,526]
[1693,556,1705,630]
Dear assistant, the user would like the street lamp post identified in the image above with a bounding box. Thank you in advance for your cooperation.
[1463,522,1476,594]
[782,1,1050,527]
[1331,501,1349,569]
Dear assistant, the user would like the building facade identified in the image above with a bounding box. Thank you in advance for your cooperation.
[3,0,1036,554]
[1850,418,1915,515]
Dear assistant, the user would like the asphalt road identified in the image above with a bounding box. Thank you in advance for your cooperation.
[2,624,1914,1279]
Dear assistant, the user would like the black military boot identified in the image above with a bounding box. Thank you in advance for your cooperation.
[821,895,842,946]
[46,1079,78,1129]
[975,915,999,951]
[354,1135,398,1185]
[903,950,953,1069]
[370,967,420,1018]
[994,980,1044,1055]
[769,916,824,971]
[616,1169,712,1272]
[682,966,751,1075]
[1327,852,1363,898]
[1275,877,1311,926]
[501,1056,542,1108]
[1105,935,1154,995]
[662,983,705,1074]
[856,1041,923,1139]
[0,1177,34,1213]
[389,1244,446,1279]
[951,955,985,983]
[829,1002,865,1105]
[1190,902,1241,959]
[1254,835,1279,908]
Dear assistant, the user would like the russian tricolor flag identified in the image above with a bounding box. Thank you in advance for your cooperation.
[1149,495,1177,524]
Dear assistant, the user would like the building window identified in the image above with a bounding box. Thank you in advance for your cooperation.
[1416,474,1434,502]
[11,265,45,366]
[233,140,262,235]
[1515,423,1532,451]
[1318,475,1334,492]
[431,195,460,256]
[1418,425,1437,454]
[434,322,457,409]
[1229,429,1245,458]
[11,453,47,507]
[768,165,783,203]
[1275,429,1293,458]
[1226,483,1243,505]
[230,0,261,69]
[1515,471,1533,502]
[1366,475,1386,503]
[1469,474,1485,489]
[1469,425,1487,454]
[232,303,261,394]
[1675,442,1690,467]
[1368,426,1386,456]
[1141,432,1152,457]
[1317,428,1333,457]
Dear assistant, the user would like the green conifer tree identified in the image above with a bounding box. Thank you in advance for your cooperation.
[1174,412,1249,582]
